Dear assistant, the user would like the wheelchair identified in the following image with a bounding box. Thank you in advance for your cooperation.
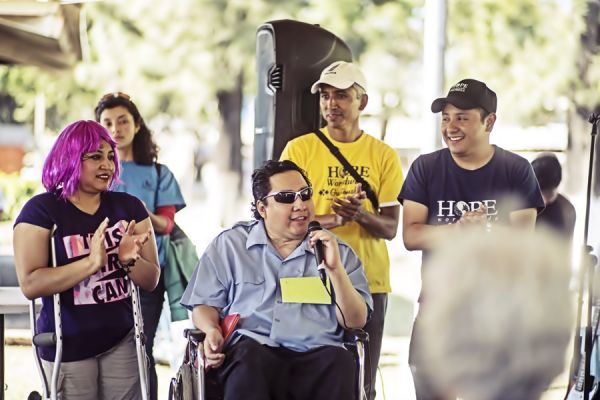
[168,328,369,400]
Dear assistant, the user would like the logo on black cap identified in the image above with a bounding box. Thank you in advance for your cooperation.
[431,79,497,114]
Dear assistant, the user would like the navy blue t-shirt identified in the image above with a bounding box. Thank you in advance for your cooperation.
[399,146,544,226]
[14,191,148,361]
[536,193,576,241]
[399,146,544,301]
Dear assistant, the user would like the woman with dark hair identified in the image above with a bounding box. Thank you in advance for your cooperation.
[13,120,160,399]
[95,92,186,400]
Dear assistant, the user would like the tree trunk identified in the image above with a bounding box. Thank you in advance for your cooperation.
[566,0,600,255]
[0,92,17,123]
[216,70,244,193]
[212,70,244,226]
[568,1,600,196]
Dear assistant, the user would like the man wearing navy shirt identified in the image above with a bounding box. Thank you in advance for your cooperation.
[398,79,545,400]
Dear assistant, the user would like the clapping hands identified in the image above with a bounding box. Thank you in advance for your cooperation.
[331,183,367,225]
[88,218,152,272]
[118,220,152,267]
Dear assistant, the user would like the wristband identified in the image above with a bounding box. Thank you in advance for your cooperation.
[118,259,136,274]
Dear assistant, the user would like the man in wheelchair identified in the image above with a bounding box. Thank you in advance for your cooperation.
[181,159,373,400]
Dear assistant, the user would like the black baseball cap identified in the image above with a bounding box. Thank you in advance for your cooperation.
[431,79,497,114]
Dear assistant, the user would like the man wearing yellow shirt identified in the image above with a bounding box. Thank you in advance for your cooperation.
[280,61,404,400]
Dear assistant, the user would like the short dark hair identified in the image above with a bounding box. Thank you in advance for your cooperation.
[250,159,311,220]
[532,153,562,191]
[479,109,491,123]
[94,93,158,165]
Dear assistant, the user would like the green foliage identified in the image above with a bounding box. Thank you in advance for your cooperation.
[446,0,581,125]
[2,0,591,135]
[0,0,423,134]
[299,0,423,118]
[0,64,106,130]
[567,0,600,116]
[0,172,40,221]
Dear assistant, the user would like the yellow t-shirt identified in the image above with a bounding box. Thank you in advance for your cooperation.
[280,127,404,293]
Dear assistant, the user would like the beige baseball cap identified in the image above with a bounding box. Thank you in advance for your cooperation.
[310,61,367,94]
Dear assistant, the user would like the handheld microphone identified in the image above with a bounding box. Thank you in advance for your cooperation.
[453,201,469,219]
[307,221,327,286]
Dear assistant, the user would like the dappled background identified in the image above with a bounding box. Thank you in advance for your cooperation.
[2,1,598,210]
[1,0,600,398]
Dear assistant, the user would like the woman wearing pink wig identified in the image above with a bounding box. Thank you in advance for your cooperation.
[13,120,160,399]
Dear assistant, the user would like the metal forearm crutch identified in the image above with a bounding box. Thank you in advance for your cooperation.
[130,278,149,400]
[29,224,62,400]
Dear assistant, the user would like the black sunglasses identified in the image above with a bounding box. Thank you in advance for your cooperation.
[261,187,313,204]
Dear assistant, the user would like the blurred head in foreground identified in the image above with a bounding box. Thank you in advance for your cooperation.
[418,226,573,400]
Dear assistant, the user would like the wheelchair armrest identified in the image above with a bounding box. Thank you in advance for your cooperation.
[183,328,206,345]
[344,328,369,344]
[342,328,368,400]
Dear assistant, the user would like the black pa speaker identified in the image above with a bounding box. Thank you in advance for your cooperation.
[253,19,352,168]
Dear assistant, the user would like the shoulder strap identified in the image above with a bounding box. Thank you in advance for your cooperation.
[154,163,161,209]
[314,130,379,210]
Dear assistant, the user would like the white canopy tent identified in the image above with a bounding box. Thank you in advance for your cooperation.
[0,0,85,70]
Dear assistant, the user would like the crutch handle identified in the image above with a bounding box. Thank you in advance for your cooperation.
[32,332,57,347]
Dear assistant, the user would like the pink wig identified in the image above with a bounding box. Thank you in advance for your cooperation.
[42,120,120,199]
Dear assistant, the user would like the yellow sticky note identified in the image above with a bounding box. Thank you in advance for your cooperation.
[280,276,332,304]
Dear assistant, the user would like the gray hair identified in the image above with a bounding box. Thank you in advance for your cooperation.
[353,83,366,99]
[418,226,573,400]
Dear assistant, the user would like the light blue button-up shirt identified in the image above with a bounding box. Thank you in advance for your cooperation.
[181,220,373,352]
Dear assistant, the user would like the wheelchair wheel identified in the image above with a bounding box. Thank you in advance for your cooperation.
[168,377,180,400]
[169,363,197,400]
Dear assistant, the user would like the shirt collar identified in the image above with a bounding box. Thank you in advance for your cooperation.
[246,219,270,249]
[246,219,316,259]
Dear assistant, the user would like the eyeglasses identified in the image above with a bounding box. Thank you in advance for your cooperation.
[261,187,313,204]
[100,92,132,102]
